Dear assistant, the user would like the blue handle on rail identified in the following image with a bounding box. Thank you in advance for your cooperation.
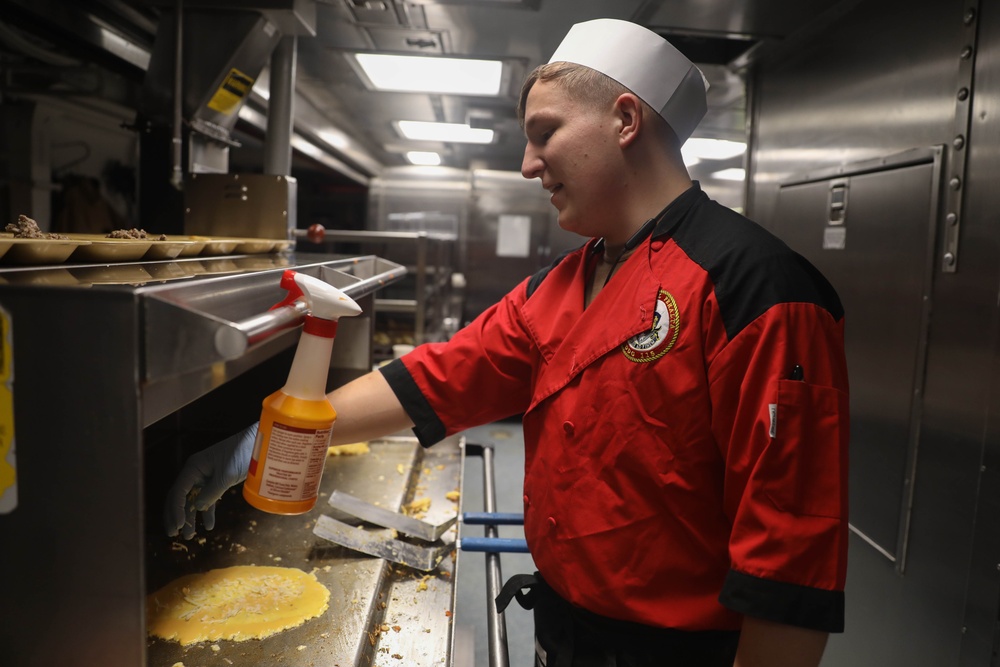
[463,512,525,526]
[459,537,529,553]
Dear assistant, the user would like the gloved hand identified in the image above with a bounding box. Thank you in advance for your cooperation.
[164,422,258,539]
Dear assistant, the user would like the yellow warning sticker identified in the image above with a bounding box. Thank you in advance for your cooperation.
[0,306,15,514]
[207,67,255,116]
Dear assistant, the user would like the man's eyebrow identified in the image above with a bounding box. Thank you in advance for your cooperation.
[523,112,552,133]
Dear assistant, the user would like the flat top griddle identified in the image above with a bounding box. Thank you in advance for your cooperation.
[145,435,463,667]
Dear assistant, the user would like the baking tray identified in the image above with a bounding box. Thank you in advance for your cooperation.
[198,237,240,256]
[0,255,296,287]
[71,264,156,285]
[145,435,463,667]
[65,234,153,262]
[0,266,79,284]
[178,237,209,257]
[0,232,291,267]
[145,239,196,260]
[0,237,92,265]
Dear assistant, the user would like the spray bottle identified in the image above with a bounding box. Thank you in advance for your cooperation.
[242,269,362,515]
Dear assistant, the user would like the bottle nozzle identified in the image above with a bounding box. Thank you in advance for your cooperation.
[271,269,361,322]
[270,270,305,311]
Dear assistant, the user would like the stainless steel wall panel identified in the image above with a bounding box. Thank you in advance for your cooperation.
[367,166,572,326]
[953,1,1000,662]
[465,170,562,324]
[748,0,961,227]
[773,149,941,570]
[183,173,297,239]
[747,0,1000,664]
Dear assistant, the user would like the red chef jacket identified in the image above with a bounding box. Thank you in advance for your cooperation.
[381,182,849,633]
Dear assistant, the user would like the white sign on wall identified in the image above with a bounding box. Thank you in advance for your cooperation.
[496,214,531,258]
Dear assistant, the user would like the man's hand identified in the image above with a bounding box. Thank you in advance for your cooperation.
[734,616,829,667]
[163,423,258,539]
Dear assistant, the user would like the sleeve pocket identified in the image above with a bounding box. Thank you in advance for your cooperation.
[763,379,849,519]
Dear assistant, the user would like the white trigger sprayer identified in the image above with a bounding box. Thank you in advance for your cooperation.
[242,269,362,514]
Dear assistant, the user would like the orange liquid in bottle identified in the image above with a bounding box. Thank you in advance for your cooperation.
[242,391,338,515]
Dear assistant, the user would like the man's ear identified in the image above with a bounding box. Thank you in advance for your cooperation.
[615,93,643,148]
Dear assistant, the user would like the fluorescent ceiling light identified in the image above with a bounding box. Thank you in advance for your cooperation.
[252,80,269,101]
[290,135,323,159]
[712,168,747,181]
[682,138,747,161]
[406,151,442,166]
[397,120,494,144]
[354,53,503,95]
[318,129,349,150]
[238,105,266,126]
[96,25,151,70]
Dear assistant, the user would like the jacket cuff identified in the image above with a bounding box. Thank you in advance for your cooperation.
[378,359,446,447]
[719,569,844,632]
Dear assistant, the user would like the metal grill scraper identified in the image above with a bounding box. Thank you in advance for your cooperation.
[313,514,451,571]
[312,490,457,571]
[326,489,457,541]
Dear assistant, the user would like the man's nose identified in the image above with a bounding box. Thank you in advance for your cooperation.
[521,147,543,180]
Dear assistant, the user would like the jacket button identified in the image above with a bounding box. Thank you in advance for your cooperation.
[562,421,574,436]
[523,495,530,506]
[548,516,557,528]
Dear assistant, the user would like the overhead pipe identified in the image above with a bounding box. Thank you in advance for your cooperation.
[264,35,297,176]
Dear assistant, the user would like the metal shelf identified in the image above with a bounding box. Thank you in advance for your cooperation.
[304,230,460,346]
[141,255,405,425]
[376,297,418,313]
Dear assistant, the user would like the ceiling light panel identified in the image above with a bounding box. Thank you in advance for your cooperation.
[406,151,443,165]
[353,53,503,95]
[397,120,495,143]
[712,168,747,181]
[681,138,747,161]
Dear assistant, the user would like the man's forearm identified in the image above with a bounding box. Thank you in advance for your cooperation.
[326,370,414,445]
[734,616,829,667]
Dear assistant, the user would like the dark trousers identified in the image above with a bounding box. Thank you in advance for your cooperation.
[497,573,740,667]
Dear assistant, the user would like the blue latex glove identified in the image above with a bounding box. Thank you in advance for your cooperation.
[164,422,258,539]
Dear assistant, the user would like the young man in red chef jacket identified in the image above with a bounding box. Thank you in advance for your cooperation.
[167,18,849,667]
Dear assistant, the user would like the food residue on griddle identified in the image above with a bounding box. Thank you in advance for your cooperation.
[328,441,371,456]
[401,497,431,519]
[146,565,330,645]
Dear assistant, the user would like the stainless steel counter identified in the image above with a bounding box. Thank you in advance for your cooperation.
[146,435,463,667]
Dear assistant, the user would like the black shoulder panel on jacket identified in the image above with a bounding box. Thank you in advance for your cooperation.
[670,196,844,341]
[525,246,578,299]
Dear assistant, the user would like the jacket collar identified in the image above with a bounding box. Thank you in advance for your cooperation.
[651,180,704,241]
[590,181,704,257]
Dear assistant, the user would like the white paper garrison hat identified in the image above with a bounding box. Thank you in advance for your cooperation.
[548,18,709,144]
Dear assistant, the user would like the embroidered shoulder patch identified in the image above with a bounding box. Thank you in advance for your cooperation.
[622,290,680,363]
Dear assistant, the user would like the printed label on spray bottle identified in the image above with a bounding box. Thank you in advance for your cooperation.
[257,422,332,501]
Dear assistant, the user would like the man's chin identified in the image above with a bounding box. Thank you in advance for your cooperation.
[556,213,587,237]
[555,210,574,230]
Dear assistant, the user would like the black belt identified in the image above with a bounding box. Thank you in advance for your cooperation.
[496,572,740,667]
[496,572,541,613]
